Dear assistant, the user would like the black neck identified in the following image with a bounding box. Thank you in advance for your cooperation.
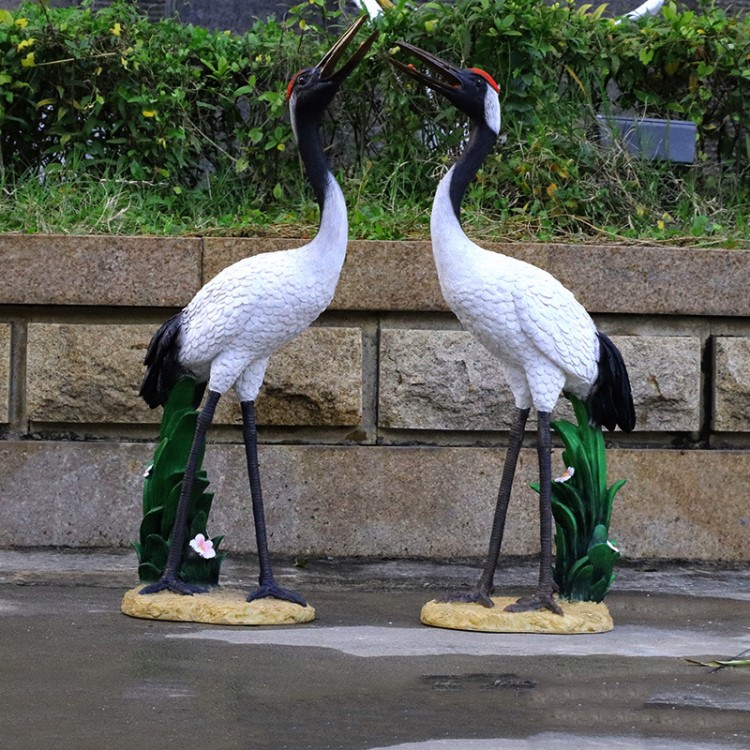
[448,121,498,224]
[293,110,331,210]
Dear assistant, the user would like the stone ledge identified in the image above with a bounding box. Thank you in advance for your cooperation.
[203,238,446,313]
[5,236,743,315]
[0,234,201,307]
[481,243,750,317]
[205,239,750,316]
[1,441,747,561]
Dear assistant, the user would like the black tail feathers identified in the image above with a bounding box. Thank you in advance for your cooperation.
[139,312,185,409]
[587,332,636,433]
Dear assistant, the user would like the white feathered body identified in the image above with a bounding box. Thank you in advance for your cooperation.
[178,176,347,401]
[431,168,599,413]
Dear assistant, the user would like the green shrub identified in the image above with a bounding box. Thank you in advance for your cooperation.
[0,0,302,186]
[0,0,747,239]
[131,377,225,585]
[373,0,750,236]
[532,396,626,603]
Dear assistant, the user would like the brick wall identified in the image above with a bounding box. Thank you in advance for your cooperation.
[1,236,749,560]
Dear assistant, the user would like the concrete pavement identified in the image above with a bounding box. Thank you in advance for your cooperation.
[2,551,749,749]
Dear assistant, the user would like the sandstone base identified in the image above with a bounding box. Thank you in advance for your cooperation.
[421,596,613,634]
[121,586,315,625]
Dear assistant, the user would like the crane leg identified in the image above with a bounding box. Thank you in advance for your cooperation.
[505,410,563,615]
[440,406,529,608]
[140,389,221,596]
[241,400,307,607]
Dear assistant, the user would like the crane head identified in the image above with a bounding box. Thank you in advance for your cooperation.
[389,42,501,135]
[286,15,378,115]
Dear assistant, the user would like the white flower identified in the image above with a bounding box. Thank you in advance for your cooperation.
[554,466,575,483]
[189,533,216,559]
[143,464,153,479]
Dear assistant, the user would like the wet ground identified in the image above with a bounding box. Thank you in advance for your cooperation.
[2,552,749,750]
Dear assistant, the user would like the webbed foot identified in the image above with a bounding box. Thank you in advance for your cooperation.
[139,575,207,596]
[247,582,307,607]
[504,590,563,616]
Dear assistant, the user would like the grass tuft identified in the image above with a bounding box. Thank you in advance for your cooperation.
[0,155,747,246]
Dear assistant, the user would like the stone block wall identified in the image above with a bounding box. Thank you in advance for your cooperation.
[1,236,749,562]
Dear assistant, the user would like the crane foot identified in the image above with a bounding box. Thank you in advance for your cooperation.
[247,582,308,608]
[437,590,495,609]
[139,574,207,597]
[504,590,563,616]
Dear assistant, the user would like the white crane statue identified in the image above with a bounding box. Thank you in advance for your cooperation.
[391,44,636,615]
[138,16,378,604]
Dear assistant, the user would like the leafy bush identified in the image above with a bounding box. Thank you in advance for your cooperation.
[532,396,626,603]
[0,0,306,186]
[132,377,225,585]
[373,0,750,236]
[0,0,747,240]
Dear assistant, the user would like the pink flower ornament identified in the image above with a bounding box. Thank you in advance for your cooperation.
[554,466,575,483]
[189,534,216,559]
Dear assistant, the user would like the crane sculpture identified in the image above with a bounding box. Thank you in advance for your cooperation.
[138,16,378,605]
[391,44,635,615]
